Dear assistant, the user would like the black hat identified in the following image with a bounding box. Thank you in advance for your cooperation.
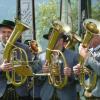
[43,27,53,40]
[0,20,15,30]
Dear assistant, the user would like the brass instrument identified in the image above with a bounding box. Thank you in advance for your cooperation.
[79,19,100,92]
[66,32,82,49]
[29,40,40,54]
[46,20,71,89]
[3,20,32,86]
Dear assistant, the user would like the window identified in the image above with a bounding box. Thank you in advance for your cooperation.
[0,0,16,22]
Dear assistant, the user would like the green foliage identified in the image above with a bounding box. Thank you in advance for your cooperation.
[35,0,100,50]
[92,0,100,20]
[70,0,78,31]
[36,0,60,44]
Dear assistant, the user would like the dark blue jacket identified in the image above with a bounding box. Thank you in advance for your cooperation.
[40,49,79,100]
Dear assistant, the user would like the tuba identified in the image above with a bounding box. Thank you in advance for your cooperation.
[3,20,32,86]
[45,20,71,89]
[79,19,100,92]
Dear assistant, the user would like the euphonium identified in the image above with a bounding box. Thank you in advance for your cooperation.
[3,20,32,86]
[46,20,71,89]
[79,19,100,91]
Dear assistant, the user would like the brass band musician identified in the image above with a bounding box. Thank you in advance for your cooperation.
[73,35,100,100]
[39,27,80,100]
[0,20,33,100]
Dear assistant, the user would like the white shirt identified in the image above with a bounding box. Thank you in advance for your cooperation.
[0,42,5,65]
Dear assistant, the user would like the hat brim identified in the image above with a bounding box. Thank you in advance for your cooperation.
[0,24,14,30]
[43,34,49,40]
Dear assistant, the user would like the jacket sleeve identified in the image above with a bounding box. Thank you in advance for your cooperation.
[73,52,79,65]
[85,56,100,76]
[68,51,79,84]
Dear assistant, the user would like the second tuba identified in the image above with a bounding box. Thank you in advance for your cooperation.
[46,20,71,89]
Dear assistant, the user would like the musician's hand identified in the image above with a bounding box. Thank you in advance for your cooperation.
[42,62,49,73]
[73,64,81,76]
[64,67,72,77]
[79,44,88,58]
[0,61,13,72]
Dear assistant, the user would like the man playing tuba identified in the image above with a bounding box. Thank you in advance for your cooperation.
[73,35,100,100]
[73,18,100,100]
[0,19,33,100]
[39,27,80,100]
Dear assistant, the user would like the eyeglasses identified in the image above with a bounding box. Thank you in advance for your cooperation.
[58,34,71,42]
